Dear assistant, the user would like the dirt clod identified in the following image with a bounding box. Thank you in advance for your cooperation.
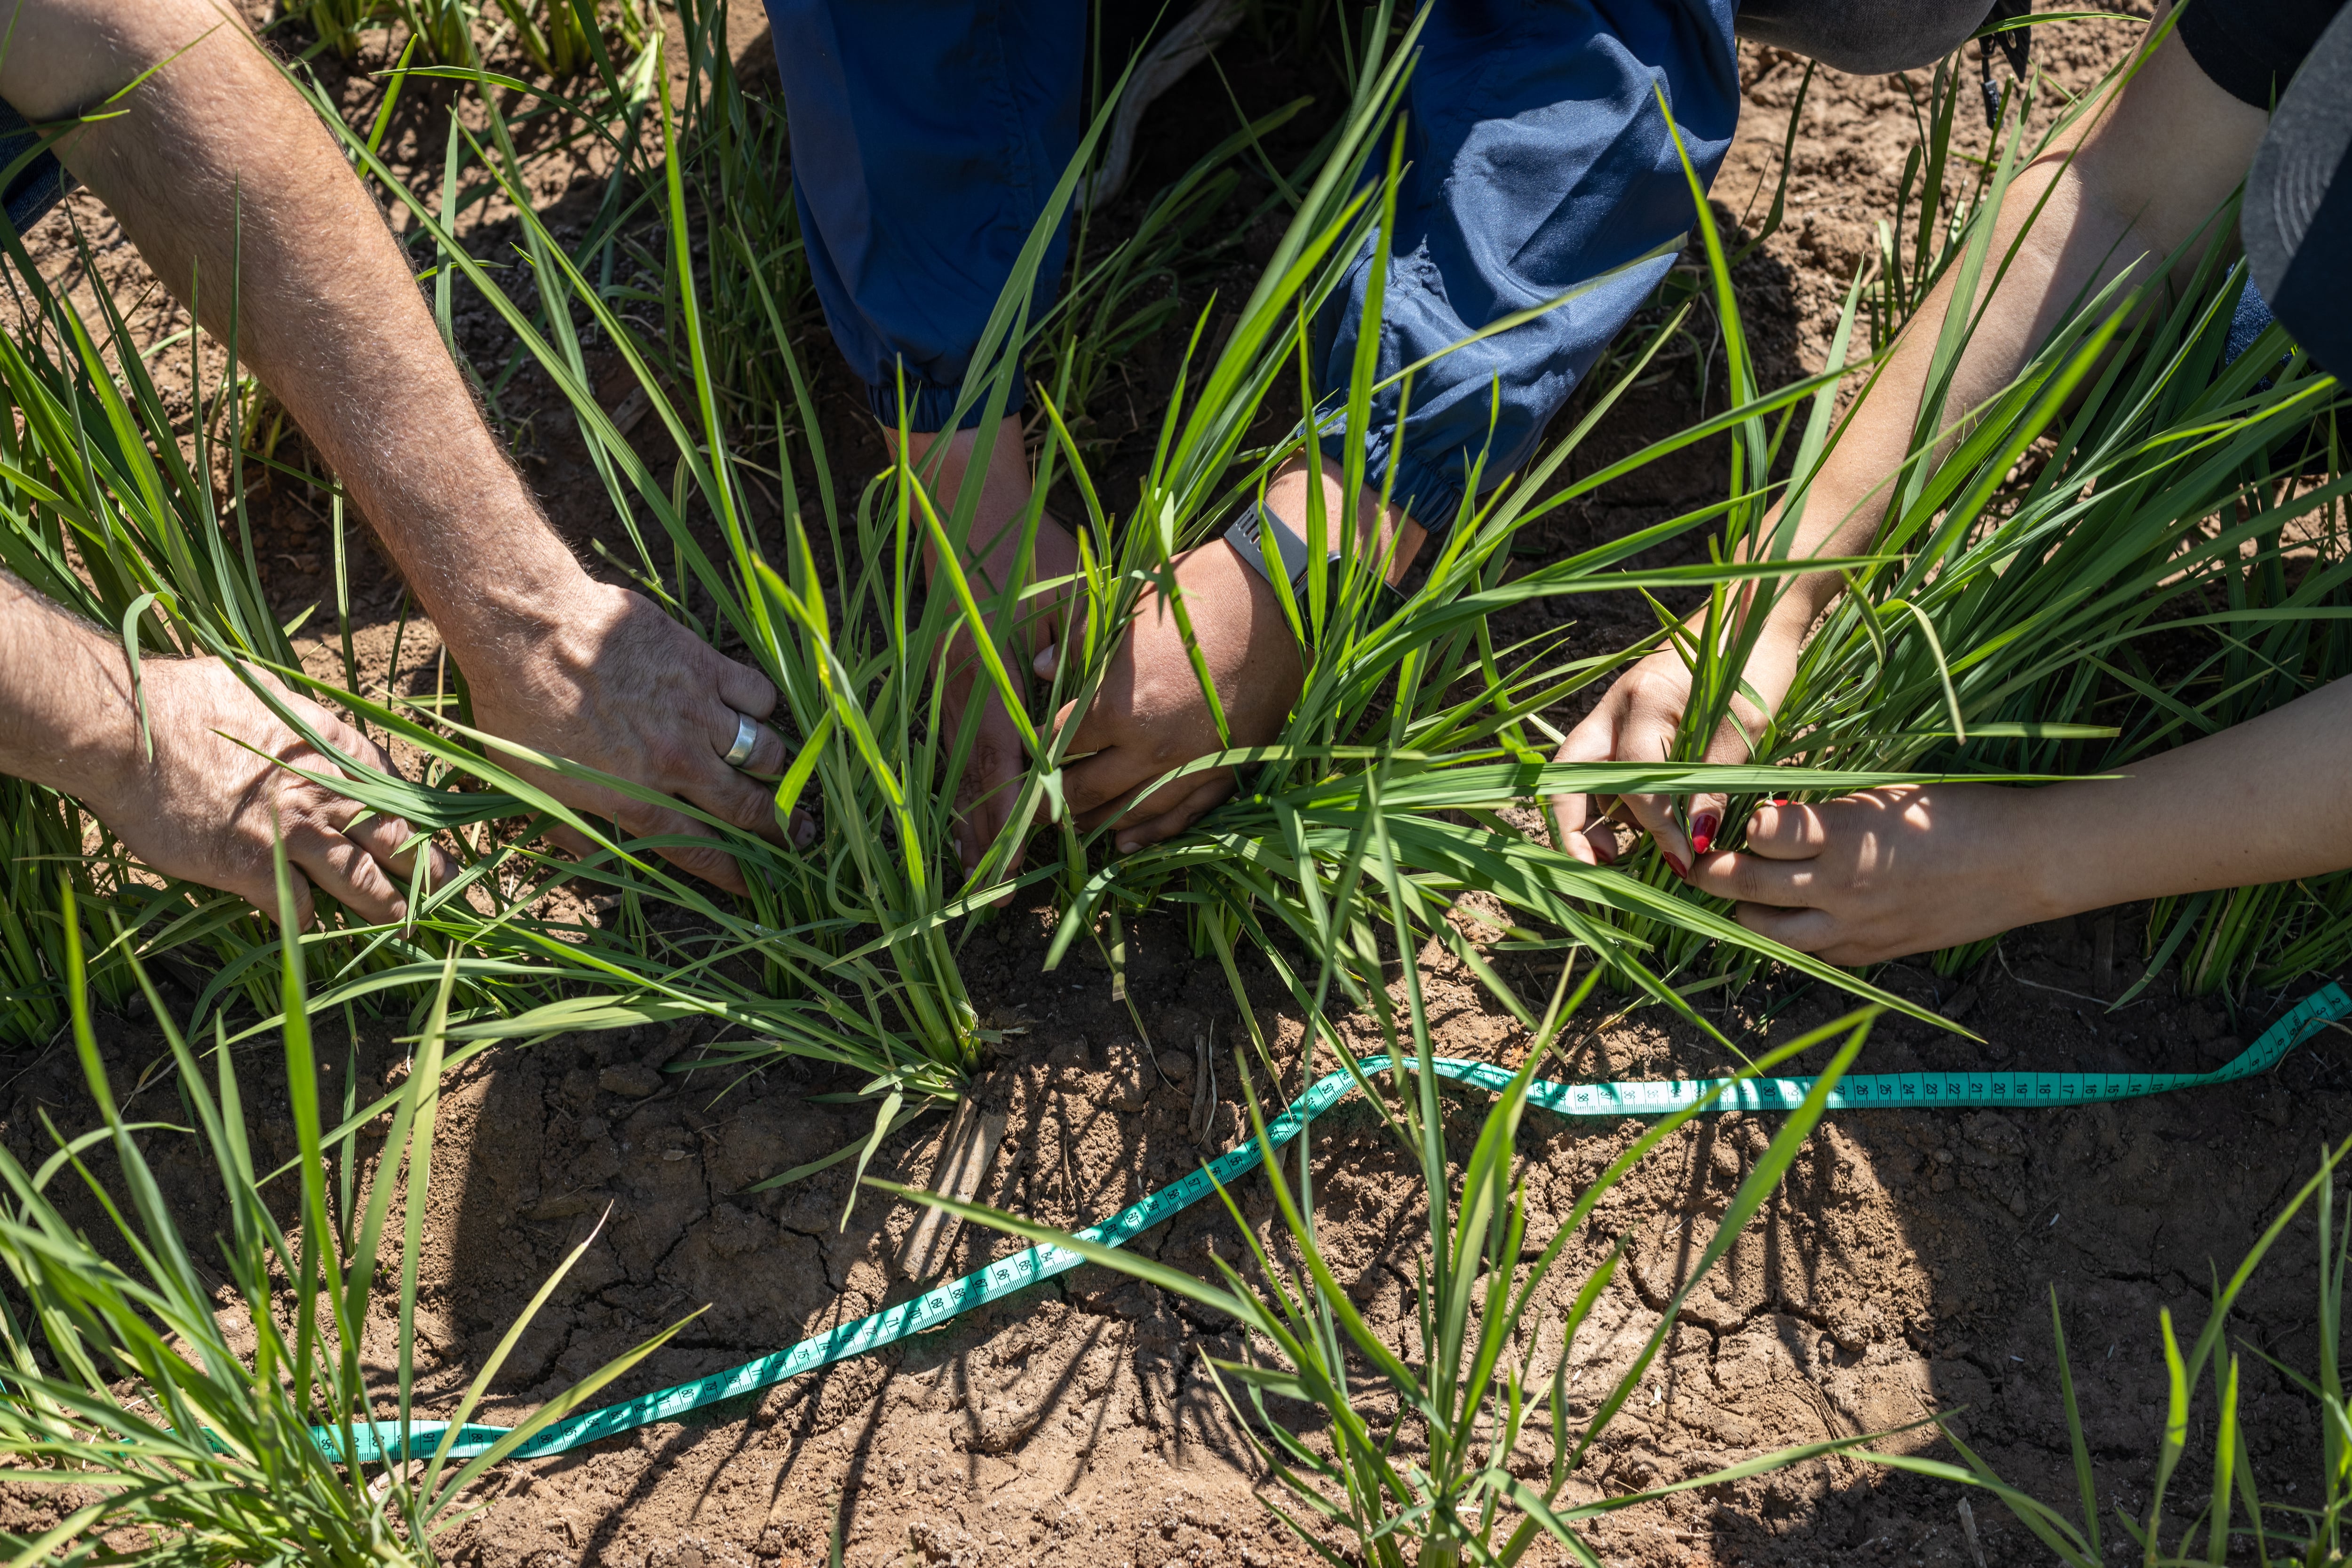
[598,1063,663,1098]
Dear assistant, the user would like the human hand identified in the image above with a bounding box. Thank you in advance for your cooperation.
[453,579,804,895]
[935,518,1081,883]
[84,657,453,929]
[1547,611,1806,873]
[1685,785,2063,965]
[1040,539,1303,852]
[895,416,1084,883]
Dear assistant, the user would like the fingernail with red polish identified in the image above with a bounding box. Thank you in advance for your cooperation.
[1689,813,1719,857]
[1665,852,1689,880]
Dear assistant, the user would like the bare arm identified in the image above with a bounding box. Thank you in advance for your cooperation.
[1,0,797,891]
[1553,11,2270,869]
[0,567,444,924]
[1745,14,2267,628]
[1685,674,2352,966]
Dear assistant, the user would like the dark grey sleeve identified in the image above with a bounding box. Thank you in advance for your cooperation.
[1733,0,1994,74]
[2245,3,2352,371]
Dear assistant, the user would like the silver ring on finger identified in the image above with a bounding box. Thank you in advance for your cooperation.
[722,710,760,769]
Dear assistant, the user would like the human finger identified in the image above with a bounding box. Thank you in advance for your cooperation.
[712,653,780,724]
[1104,753,1217,832]
[1550,689,1656,865]
[1686,847,1820,911]
[1605,720,1697,876]
[949,721,1031,894]
[286,700,461,897]
[255,864,319,931]
[1729,899,1838,952]
[1740,800,1829,860]
[1063,749,1158,831]
[707,700,793,781]
[342,810,459,897]
[287,819,406,925]
[685,751,793,847]
[546,820,600,863]
[617,798,748,895]
[1113,775,1232,853]
[1045,685,1117,764]
[1685,788,1730,857]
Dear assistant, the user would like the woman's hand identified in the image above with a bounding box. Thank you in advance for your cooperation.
[1685,786,2064,965]
[1547,610,1807,872]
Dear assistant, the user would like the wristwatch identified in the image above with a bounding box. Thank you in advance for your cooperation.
[1224,501,1340,595]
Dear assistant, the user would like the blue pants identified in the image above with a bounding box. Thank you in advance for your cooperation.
[0,100,69,238]
[769,0,1740,533]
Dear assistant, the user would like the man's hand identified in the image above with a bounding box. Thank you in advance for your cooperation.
[896,416,1082,883]
[1042,540,1303,851]
[452,580,803,896]
[1041,453,1422,854]
[86,659,453,930]
[1548,610,1806,873]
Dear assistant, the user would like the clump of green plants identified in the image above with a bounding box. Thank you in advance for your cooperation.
[1861,1134,2352,1565]
[282,0,647,70]
[267,9,1946,1109]
[0,862,677,1564]
[888,924,1896,1564]
[7,8,1957,1125]
[1588,30,2346,998]
[0,211,346,1040]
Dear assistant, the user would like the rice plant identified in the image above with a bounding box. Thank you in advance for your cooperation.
[1739,208,2346,991]
[619,0,810,443]
[886,944,1897,1565]
[316,6,2008,1098]
[0,209,358,1042]
[281,0,386,62]
[1855,1134,2352,1566]
[282,0,648,71]
[2,13,1973,1126]
[485,0,649,79]
[0,861,677,1565]
[395,0,474,65]
[1583,36,2347,993]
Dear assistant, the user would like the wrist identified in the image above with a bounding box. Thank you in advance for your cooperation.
[2007,779,2117,924]
[426,548,603,656]
[0,598,142,811]
[47,653,160,822]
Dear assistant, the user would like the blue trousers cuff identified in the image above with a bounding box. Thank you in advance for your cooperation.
[1318,424,1472,541]
[865,372,1025,435]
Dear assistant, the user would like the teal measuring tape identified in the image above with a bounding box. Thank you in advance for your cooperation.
[321,981,2352,1466]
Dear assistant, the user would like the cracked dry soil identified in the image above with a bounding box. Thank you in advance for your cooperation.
[5,5,2339,1565]
[4,908,2347,1568]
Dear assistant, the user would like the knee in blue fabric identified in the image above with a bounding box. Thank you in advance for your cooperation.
[1312,0,1741,538]
[0,98,69,239]
[766,0,1085,433]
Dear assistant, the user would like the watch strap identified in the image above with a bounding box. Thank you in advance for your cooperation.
[1224,501,1337,592]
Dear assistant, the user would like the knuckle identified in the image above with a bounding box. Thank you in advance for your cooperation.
[647,737,704,782]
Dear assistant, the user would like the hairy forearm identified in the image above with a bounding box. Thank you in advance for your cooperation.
[3,0,586,647]
[0,570,134,799]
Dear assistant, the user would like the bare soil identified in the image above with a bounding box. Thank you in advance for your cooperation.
[11,8,2348,1568]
